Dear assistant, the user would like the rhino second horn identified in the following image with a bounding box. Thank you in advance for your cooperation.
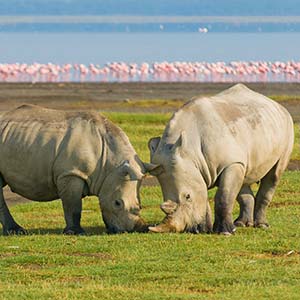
[148,223,176,233]
[160,200,178,215]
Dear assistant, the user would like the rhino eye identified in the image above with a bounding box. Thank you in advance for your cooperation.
[185,194,191,201]
[115,199,124,208]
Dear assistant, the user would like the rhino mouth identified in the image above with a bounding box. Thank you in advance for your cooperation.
[105,218,148,234]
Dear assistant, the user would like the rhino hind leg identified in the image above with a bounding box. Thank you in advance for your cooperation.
[0,177,26,236]
[213,163,245,235]
[205,201,213,233]
[254,160,284,228]
[57,175,86,235]
[234,185,254,227]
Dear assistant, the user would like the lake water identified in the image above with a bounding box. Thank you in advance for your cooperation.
[0,32,300,82]
[1,32,300,64]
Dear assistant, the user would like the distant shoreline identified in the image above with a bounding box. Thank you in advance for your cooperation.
[2,16,300,24]
[1,15,300,32]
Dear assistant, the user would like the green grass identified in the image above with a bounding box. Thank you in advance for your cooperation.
[105,112,171,162]
[1,171,300,300]
[293,123,300,160]
[270,95,300,102]
[0,112,300,300]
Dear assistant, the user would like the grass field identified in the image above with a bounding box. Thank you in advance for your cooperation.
[0,111,300,300]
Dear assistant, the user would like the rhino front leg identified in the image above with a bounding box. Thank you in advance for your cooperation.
[213,163,245,235]
[234,185,254,227]
[57,176,86,235]
[0,177,26,235]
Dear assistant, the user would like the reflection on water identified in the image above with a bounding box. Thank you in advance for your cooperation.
[1,61,300,82]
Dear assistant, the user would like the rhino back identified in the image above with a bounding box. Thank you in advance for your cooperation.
[0,105,104,200]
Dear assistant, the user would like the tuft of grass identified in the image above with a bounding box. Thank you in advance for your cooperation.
[270,95,300,102]
[120,99,185,109]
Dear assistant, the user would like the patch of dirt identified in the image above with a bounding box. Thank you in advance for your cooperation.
[270,201,300,208]
[0,82,300,119]
[0,252,17,258]
[18,263,43,270]
[237,250,299,259]
[287,159,300,171]
[4,186,30,207]
[254,251,299,258]
[142,175,159,187]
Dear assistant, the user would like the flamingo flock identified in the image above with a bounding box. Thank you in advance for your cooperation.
[0,61,300,82]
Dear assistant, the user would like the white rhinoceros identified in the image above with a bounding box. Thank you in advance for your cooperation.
[146,84,294,234]
[0,104,147,235]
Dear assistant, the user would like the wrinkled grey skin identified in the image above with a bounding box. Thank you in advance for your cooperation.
[146,84,294,234]
[0,104,147,235]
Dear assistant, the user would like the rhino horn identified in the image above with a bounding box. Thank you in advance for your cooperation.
[172,131,187,153]
[160,200,178,215]
[143,162,164,176]
[148,222,176,233]
[133,218,149,233]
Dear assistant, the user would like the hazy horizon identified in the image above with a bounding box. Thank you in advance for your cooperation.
[1,15,300,33]
[1,0,300,32]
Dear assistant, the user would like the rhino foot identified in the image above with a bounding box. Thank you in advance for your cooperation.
[3,225,27,236]
[254,222,269,229]
[63,226,86,235]
[213,221,236,235]
[234,219,254,227]
[190,223,213,234]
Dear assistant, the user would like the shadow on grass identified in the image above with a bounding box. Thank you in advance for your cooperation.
[0,226,108,236]
[31,226,107,236]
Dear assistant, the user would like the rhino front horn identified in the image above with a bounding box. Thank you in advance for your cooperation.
[148,223,176,233]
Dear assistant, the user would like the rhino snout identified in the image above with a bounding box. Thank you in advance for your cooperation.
[105,216,148,234]
[149,200,212,233]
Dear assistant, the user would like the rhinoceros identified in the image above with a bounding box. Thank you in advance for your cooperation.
[0,104,147,235]
[146,84,294,234]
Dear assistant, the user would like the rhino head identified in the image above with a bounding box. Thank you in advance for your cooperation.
[98,159,147,234]
[145,132,212,233]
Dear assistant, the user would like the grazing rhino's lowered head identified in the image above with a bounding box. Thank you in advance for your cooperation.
[145,132,213,234]
[98,159,148,234]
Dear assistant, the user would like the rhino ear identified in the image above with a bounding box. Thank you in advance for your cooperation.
[143,162,164,176]
[120,160,143,180]
[148,137,161,158]
[171,131,187,154]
